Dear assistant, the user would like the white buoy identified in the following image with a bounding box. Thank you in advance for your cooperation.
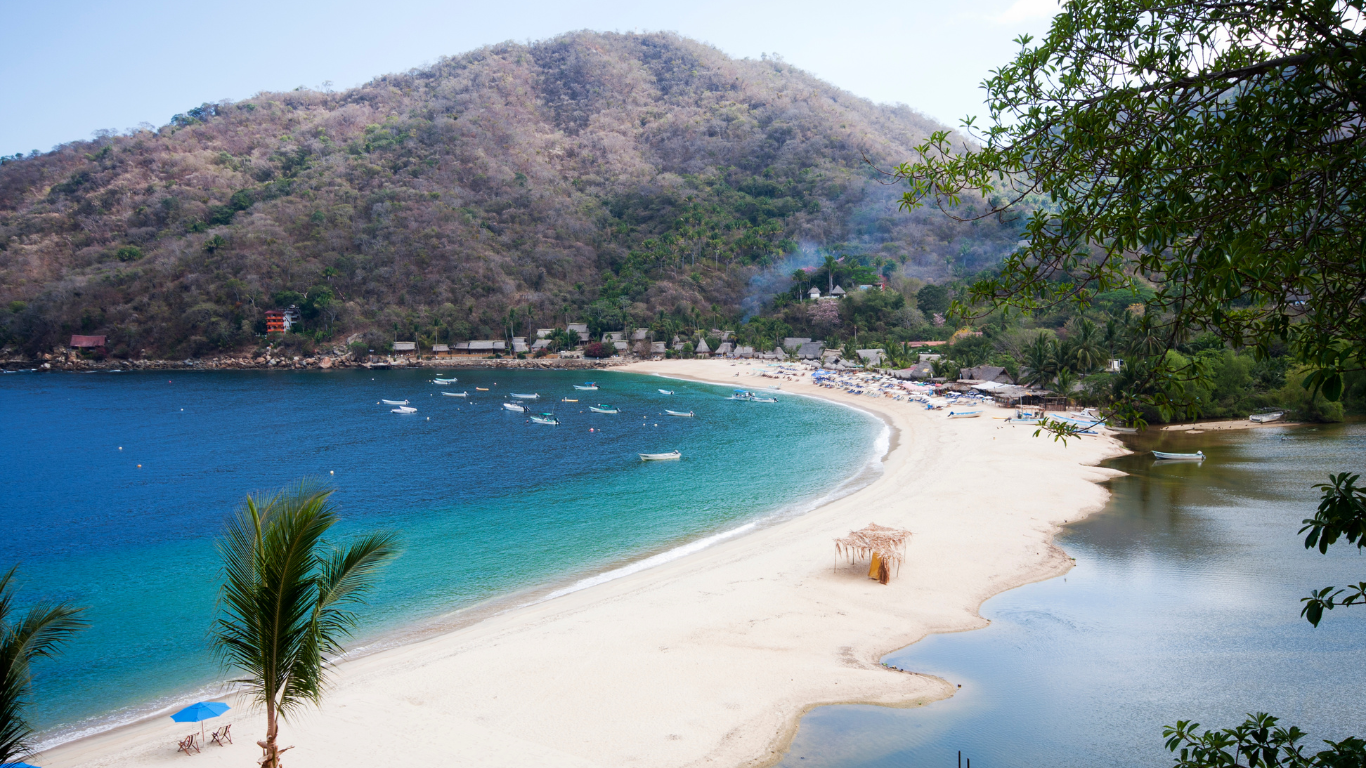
[330,470,334,475]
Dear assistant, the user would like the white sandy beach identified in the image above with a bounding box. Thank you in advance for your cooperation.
[40,359,1127,768]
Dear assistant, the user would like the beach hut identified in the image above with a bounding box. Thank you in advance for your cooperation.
[834,523,912,585]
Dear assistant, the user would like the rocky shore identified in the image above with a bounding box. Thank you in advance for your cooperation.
[2,353,627,373]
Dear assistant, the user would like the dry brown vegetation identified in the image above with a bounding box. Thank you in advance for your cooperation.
[0,32,1023,358]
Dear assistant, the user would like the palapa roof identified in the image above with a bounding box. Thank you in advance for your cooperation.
[834,523,912,573]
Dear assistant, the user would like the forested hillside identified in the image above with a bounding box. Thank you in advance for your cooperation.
[0,32,1023,358]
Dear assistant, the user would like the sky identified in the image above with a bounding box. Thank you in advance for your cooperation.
[0,0,1061,156]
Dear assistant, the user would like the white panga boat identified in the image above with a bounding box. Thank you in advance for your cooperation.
[574,383,599,391]
[382,399,409,406]
[1250,410,1284,423]
[726,390,756,401]
[503,402,527,413]
[665,409,694,417]
[433,377,457,384]
[442,391,468,397]
[658,389,674,395]
[751,396,777,403]
[1107,425,1138,433]
[529,413,559,425]
[639,450,681,461]
[1153,450,1205,461]
[590,404,619,414]
[947,411,981,418]
[511,392,539,400]
[391,406,417,414]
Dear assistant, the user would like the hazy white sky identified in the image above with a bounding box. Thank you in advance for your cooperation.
[0,0,1061,155]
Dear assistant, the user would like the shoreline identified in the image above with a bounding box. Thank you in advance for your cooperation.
[39,359,1127,768]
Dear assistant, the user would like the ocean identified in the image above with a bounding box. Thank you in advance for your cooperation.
[0,366,882,745]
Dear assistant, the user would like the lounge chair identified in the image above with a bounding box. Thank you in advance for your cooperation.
[211,724,233,746]
[178,733,200,756]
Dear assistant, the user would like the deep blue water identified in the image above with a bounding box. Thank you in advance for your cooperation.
[0,367,880,742]
[780,423,1366,767]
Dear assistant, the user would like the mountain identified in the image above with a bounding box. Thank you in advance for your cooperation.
[0,31,1023,358]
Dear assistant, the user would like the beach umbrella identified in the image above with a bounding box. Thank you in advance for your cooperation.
[170,701,231,741]
[1,763,43,767]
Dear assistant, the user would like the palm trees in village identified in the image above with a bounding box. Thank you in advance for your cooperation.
[213,482,398,768]
[0,567,87,766]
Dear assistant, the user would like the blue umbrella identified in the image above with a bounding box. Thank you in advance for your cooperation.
[170,701,231,742]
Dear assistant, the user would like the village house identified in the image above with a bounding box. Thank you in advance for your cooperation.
[430,344,451,358]
[694,339,711,358]
[566,323,590,345]
[958,365,1014,385]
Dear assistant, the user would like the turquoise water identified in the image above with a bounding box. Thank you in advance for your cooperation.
[780,423,1366,767]
[0,368,881,743]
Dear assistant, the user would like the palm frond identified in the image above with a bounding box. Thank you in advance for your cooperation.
[0,569,88,765]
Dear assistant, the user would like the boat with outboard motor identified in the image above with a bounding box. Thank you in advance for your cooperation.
[589,404,619,414]
[1153,450,1205,461]
[658,389,674,395]
[391,406,417,414]
[503,402,527,413]
[442,391,468,398]
[574,383,599,391]
[529,413,560,425]
[664,409,694,417]
[381,399,409,406]
[639,450,681,461]
[511,392,539,400]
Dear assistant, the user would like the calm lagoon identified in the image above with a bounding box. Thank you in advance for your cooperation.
[781,422,1366,767]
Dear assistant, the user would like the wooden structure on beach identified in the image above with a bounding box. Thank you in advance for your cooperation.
[834,523,912,585]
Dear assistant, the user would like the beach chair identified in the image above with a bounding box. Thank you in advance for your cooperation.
[211,724,233,746]
[178,733,200,756]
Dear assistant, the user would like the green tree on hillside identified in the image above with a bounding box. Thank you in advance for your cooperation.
[896,0,1366,761]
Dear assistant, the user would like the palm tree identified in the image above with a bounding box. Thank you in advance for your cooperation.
[214,482,398,768]
[1053,368,1079,405]
[1,567,87,766]
[1069,317,1105,373]
[1021,332,1058,388]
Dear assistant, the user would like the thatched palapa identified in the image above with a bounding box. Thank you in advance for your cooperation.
[834,523,912,584]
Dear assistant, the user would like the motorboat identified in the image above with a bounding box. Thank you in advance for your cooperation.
[658,389,674,395]
[529,413,559,425]
[639,451,681,461]
[1153,450,1205,461]
[726,390,756,401]
[1250,410,1284,423]
[433,377,457,384]
[947,411,981,418]
[381,399,409,406]
[1107,425,1138,433]
[511,393,539,400]
[590,405,619,414]
[665,409,694,417]
[442,391,468,397]
[750,397,777,403]
[391,406,417,414]
[574,383,599,391]
[503,402,527,413]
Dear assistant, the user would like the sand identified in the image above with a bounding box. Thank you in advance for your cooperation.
[40,359,1127,768]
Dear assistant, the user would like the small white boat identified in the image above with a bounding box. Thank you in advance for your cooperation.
[511,393,539,400]
[382,399,410,406]
[574,383,599,391]
[665,409,694,417]
[433,377,457,384]
[639,450,681,461]
[1153,450,1205,461]
[1250,411,1284,423]
[751,397,777,403]
[443,391,468,398]
[590,405,619,414]
[658,389,674,395]
[476,387,489,391]
[391,406,417,414]
[1107,425,1138,433]
[529,413,559,425]
[503,402,527,413]
[947,411,981,418]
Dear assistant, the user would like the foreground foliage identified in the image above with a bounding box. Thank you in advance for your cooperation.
[214,481,397,768]
[0,566,87,766]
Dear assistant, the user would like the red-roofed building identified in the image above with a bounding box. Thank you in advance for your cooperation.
[70,335,106,350]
